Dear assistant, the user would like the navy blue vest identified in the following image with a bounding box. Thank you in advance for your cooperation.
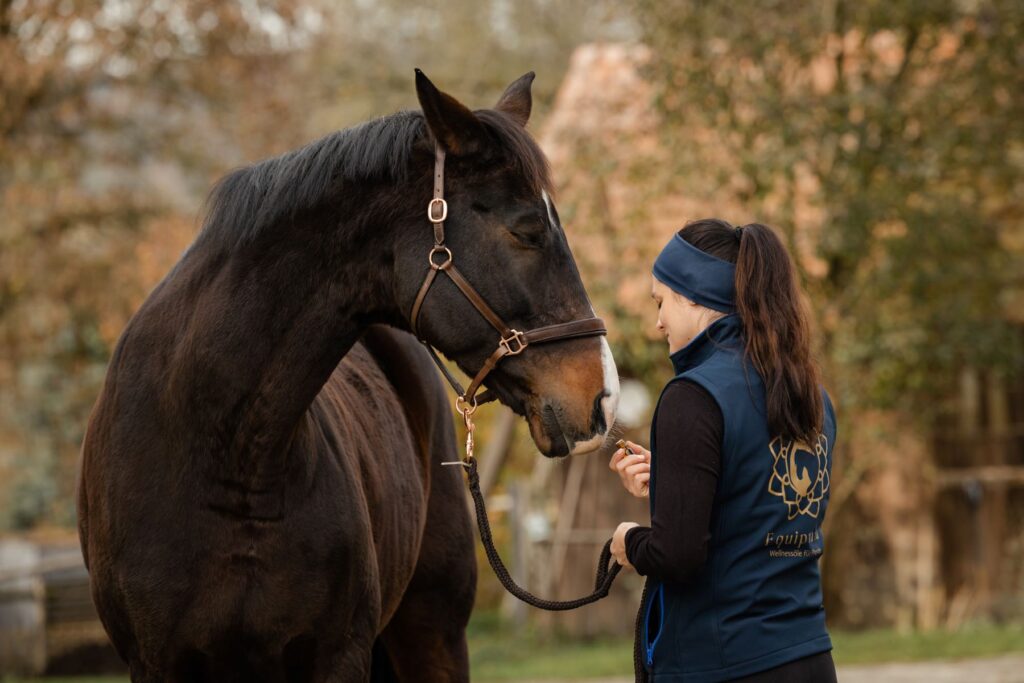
[642,313,836,682]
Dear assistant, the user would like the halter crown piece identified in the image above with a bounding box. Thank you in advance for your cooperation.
[652,233,737,313]
[409,143,608,461]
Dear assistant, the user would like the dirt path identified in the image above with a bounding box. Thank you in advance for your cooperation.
[517,654,1024,683]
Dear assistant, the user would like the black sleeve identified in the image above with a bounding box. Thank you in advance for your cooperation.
[624,379,722,583]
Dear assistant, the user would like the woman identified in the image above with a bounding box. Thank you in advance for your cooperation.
[608,219,838,682]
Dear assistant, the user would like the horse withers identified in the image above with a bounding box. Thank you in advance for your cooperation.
[77,70,619,682]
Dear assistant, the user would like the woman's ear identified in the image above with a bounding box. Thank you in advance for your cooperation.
[415,69,487,155]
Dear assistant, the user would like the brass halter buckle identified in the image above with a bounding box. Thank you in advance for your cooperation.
[499,329,528,356]
[428,198,448,223]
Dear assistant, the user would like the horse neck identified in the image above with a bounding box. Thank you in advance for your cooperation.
[158,195,410,494]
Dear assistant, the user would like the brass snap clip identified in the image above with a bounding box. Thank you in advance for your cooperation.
[443,395,478,468]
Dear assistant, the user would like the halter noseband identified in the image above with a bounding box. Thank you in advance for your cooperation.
[409,143,608,414]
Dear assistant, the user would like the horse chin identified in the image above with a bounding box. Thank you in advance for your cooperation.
[568,432,606,455]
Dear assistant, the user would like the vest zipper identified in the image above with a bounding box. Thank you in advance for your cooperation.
[643,582,665,668]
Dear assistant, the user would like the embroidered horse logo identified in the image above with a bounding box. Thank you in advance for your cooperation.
[768,434,830,519]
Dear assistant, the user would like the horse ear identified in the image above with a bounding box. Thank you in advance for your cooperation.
[494,71,535,127]
[415,69,486,155]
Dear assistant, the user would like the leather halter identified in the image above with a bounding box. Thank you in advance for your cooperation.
[409,143,608,413]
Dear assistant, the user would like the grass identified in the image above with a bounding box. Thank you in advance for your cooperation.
[2,619,1022,682]
[466,612,1024,680]
[468,610,634,680]
[831,622,1024,665]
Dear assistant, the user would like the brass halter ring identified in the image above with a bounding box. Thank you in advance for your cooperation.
[456,394,478,416]
[428,245,453,270]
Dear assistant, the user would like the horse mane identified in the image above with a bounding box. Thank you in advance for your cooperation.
[197,108,551,250]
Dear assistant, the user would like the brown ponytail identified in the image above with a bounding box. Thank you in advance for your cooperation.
[678,219,824,444]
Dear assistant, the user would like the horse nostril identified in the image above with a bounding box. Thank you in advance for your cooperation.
[590,389,609,435]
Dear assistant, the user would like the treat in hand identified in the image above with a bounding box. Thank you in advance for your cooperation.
[611,439,651,499]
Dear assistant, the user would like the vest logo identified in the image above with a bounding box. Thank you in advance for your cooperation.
[768,434,830,519]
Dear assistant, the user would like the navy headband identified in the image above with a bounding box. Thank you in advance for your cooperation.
[652,233,737,313]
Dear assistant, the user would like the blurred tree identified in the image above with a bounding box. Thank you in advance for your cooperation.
[0,0,314,528]
[0,0,632,529]
[634,0,1024,414]
[300,0,632,145]
[630,0,1024,627]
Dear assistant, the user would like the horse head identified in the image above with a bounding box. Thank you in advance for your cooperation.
[393,71,619,458]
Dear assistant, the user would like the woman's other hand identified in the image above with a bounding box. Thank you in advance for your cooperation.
[609,440,651,498]
[612,521,640,568]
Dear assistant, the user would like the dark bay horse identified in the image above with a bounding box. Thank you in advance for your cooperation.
[77,70,620,682]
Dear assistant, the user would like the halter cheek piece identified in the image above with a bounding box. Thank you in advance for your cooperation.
[409,143,608,416]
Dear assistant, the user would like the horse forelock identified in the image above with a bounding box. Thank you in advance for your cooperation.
[474,108,553,197]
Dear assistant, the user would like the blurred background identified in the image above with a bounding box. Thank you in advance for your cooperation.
[1,0,1022,680]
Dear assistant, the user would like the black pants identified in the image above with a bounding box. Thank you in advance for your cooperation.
[729,650,837,682]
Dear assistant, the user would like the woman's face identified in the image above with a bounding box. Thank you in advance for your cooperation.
[651,276,724,354]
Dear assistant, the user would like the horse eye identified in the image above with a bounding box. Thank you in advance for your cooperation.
[471,202,492,214]
[508,223,546,249]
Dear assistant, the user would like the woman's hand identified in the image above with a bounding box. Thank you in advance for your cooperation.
[612,521,639,568]
[609,440,651,498]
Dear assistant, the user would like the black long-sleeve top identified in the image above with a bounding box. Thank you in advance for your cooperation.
[624,379,723,583]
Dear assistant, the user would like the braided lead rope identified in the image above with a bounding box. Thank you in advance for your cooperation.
[451,404,641,672]
[467,453,646,681]
[462,456,623,611]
